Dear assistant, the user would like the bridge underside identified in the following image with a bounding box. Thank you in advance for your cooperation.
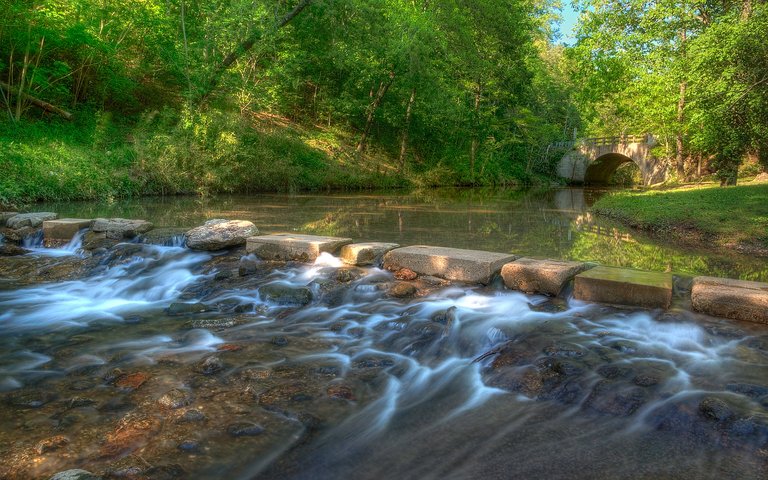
[584,153,634,184]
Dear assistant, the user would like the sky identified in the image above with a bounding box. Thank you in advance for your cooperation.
[557,4,581,45]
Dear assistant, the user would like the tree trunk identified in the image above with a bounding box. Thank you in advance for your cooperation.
[198,0,312,102]
[470,81,482,181]
[0,80,73,120]
[398,88,416,171]
[676,28,687,179]
[357,71,395,154]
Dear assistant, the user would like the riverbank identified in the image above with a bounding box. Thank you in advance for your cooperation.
[592,183,768,256]
[0,108,552,208]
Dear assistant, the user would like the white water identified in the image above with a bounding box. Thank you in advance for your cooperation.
[0,242,766,479]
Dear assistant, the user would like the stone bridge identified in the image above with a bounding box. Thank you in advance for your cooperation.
[555,134,666,185]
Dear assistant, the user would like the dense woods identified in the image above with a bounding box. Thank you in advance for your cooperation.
[1,0,766,204]
[570,0,768,184]
[0,0,578,203]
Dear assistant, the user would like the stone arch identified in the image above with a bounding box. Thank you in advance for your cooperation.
[583,153,635,184]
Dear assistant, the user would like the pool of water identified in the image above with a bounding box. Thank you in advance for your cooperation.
[34,187,768,281]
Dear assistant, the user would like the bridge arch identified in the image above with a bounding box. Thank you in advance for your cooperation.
[556,135,666,186]
[584,153,634,184]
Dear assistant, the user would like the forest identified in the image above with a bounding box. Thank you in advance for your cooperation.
[1,0,767,204]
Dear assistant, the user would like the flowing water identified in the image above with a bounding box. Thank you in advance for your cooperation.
[0,188,766,479]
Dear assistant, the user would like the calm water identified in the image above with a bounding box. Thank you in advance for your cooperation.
[38,187,768,281]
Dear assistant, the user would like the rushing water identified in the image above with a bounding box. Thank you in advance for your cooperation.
[0,188,766,479]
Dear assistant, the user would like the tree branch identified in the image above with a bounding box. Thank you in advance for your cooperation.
[198,0,313,103]
[0,80,73,120]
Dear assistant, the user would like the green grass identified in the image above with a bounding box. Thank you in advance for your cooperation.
[592,184,768,250]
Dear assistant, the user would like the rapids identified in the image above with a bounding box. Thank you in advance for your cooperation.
[0,240,766,479]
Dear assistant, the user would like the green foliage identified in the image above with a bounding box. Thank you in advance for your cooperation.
[0,0,580,203]
[570,1,768,182]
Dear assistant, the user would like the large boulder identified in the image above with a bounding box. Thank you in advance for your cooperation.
[0,212,19,227]
[185,219,257,250]
[92,218,153,239]
[6,212,58,229]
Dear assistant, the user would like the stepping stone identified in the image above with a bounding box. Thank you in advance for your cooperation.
[6,212,58,229]
[246,233,352,262]
[92,218,153,239]
[43,219,92,241]
[692,276,768,324]
[502,258,592,296]
[574,266,672,309]
[383,245,517,285]
[340,242,400,266]
[185,219,258,250]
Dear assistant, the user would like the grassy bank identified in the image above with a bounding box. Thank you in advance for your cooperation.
[592,184,768,255]
[0,107,557,208]
[0,109,415,207]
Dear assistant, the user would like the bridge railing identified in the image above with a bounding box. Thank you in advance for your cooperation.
[550,134,652,150]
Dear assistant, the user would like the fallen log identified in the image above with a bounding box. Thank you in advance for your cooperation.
[0,80,73,120]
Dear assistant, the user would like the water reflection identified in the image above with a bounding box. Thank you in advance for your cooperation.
[37,188,768,280]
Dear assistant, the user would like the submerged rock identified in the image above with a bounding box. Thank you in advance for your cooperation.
[48,470,101,480]
[227,422,264,437]
[185,219,258,251]
[0,244,29,256]
[387,282,417,298]
[260,283,313,305]
[195,355,224,375]
[157,388,193,409]
[167,302,213,315]
[35,435,70,454]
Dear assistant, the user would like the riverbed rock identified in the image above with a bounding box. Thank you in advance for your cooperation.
[184,219,258,250]
[0,244,29,256]
[260,283,313,305]
[501,258,591,296]
[387,282,417,298]
[574,266,672,309]
[157,388,193,409]
[227,422,265,437]
[92,218,153,239]
[340,242,400,266]
[35,435,70,455]
[691,276,768,324]
[195,355,224,375]
[43,218,92,242]
[7,212,58,229]
[246,233,352,261]
[49,470,101,480]
[166,302,213,315]
[383,245,518,285]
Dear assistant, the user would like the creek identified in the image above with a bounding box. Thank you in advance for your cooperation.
[0,187,766,479]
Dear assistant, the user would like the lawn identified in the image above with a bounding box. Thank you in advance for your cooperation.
[591,184,768,251]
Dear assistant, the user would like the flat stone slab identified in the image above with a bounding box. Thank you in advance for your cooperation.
[6,212,58,229]
[92,218,153,239]
[383,245,517,285]
[185,219,258,251]
[43,218,92,240]
[246,233,352,262]
[692,276,768,324]
[340,242,400,266]
[574,266,672,309]
[502,258,592,296]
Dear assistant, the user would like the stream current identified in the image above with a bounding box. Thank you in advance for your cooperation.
[0,188,767,479]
